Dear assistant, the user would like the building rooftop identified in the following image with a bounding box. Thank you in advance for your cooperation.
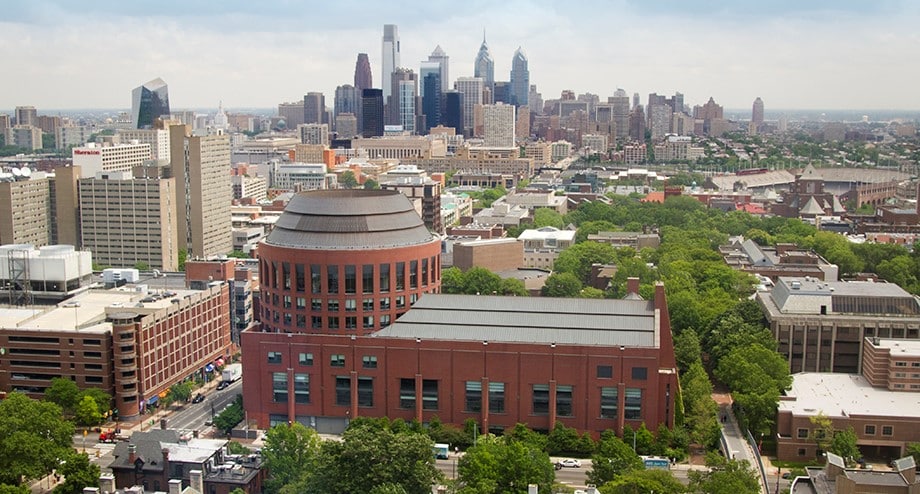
[780,373,920,419]
[374,294,659,347]
[870,338,920,357]
[759,277,920,316]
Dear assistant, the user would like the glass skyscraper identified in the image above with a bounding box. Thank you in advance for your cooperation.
[510,47,529,108]
[131,78,170,129]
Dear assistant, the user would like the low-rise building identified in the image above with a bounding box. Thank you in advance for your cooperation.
[518,227,575,270]
[588,231,660,250]
[720,238,838,282]
[791,452,920,493]
[452,238,523,272]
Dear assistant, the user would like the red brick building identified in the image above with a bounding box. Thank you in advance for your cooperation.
[241,282,678,436]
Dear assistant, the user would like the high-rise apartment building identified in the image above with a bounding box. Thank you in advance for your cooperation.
[0,175,52,247]
[610,91,630,140]
[79,171,179,271]
[361,89,385,138]
[71,142,152,178]
[510,47,529,108]
[632,93,640,110]
[278,101,305,128]
[15,106,37,127]
[482,103,516,147]
[168,125,233,258]
[428,45,450,94]
[0,114,10,131]
[629,105,646,142]
[131,78,170,129]
[303,92,326,125]
[354,53,373,91]
[528,85,543,115]
[455,77,484,137]
[648,104,672,141]
[381,25,400,100]
[116,128,171,160]
[389,68,417,132]
[474,33,494,92]
[298,123,329,146]
[5,125,42,150]
[752,97,764,125]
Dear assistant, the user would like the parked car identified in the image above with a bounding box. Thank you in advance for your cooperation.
[192,394,204,404]
[559,458,582,468]
[216,381,229,391]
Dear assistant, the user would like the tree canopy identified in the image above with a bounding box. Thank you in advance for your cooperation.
[457,434,554,494]
[0,392,75,485]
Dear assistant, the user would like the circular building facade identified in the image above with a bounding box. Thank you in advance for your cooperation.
[258,189,441,335]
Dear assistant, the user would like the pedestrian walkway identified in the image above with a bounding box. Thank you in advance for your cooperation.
[719,401,768,494]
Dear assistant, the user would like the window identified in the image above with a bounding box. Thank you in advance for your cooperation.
[358,377,373,407]
[422,379,438,410]
[380,297,390,310]
[328,317,340,329]
[624,388,642,420]
[631,367,648,380]
[297,297,307,309]
[296,314,306,328]
[311,298,322,311]
[294,373,309,404]
[422,258,429,286]
[363,316,374,329]
[465,381,482,412]
[797,428,809,439]
[267,352,282,364]
[311,265,321,293]
[362,265,374,294]
[328,300,339,312]
[299,353,313,366]
[882,426,893,436]
[896,361,908,367]
[379,264,390,293]
[489,382,506,413]
[396,262,405,290]
[864,425,875,435]
[798,449,806,457]
[311,316,322,329]
[295,264,305,292]
[345,299,357,312]
[345,265,356,294]
[272,372,288,403]
[556,385,573,417]
[363,298,374,311]
[363,355,378,369]
[345,316,357,330]
[409,260,418,289]
[330,354,345,367]
[533,384,550,415]
[597,365,613,379]
[400,378,416,409]
[283,313,292,325]
[396,296,406,308]
[410,293,418,304]
[327,265,339,294]
[335,376,350,406]
[282,262,291,289]
[283,295,292,309]
[601,387,618,419]
[380,315,391,327]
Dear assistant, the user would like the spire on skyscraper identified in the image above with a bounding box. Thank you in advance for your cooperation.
[354,53,373,91]
[474,30,494,91]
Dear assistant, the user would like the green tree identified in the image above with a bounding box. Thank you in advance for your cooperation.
[457,434,554,494]
[907,442,920,465]
[52,452,100,494]
[0,485,30,494]
[687,452,760,494]
[809,413,833,453]
[77,388,112,418]
[44,378,81,413]
[599,468,686,494]
[440,267,465,294]
[213,395,244,434]
[681,362,721,449]
[553,241,618,284]
[340,171,358,189]
[829,427,859,463]
[262,422,323,493]
[74,395,103,426]
[134,262,150,271]
[227,441,252,455]
[673,329,702,374]
[505,423,548,452]
[363,179,380,190]
[461,267,503,295]
[169,381,194,403]
[533,208,565,229]
[178,249,187,271]
[0,392,75,485]
[541,272,583,297]
[587,431,643,486]
[499,277,529,296]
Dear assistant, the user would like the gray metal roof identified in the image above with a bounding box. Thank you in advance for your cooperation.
[375,294,658,347]
[264,189,438,250]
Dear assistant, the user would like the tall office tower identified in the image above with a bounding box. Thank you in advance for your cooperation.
[0,176,51,247]
[117,128,171,160]
[361,89,385,137]
[492,82,510,104]
[278,101,306,127]
[648,103,672,141]
[443,90,463,133]
[15,106,37,127]
[78,172,179,271]
[298,123,329,146]
[610,93,631,140]
[515,106,530,141]
[672,92,685,114]
[528,85,543,115]
[354,53,373,91]
[0,114,10,131]
[693,97,724,120]
[388,68,417,132]
[303,92,326,124]
[482,103,516,147]
[421,63,442,132]
[381,25,400,100]
[336,113,358,139]
[428,45,450,94]
[509,47,529,107]
[132,78,170,129]
[71,142,152,178]
[629,105,646,141]
[454,77,483,137]
[168,124,232,258]
[632,92,640,110]
[752,97,764,124]
[474,32,495,92]
[334,84,359,132]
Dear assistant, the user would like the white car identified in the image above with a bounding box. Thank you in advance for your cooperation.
[558,458,582,468]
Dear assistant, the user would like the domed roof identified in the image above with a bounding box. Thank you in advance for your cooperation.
[265,189,437,250]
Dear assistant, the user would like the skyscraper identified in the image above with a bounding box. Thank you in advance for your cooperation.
[354,53,373,91]
[420,62,442,132]
[132,78,170,129]
[474,32,494,92]
[482,103,516,147]
[510,47,529,108]
[610,91,630,140]
[381,25,400,100]
[752,97,764,124]
[361,89,384,138]
[303,92,326,125]
[334,85,359,119]
[390,68,417,132]
[168,124,233,258]
[443,90,463,134]
[454,77,483,137]
[428,45,450,93]
[14,106,37,127]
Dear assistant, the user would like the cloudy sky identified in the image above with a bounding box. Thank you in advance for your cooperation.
[2,0,919,112]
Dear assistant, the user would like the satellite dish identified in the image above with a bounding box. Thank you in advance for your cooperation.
[20,167,31,177]
[11,168,21,177]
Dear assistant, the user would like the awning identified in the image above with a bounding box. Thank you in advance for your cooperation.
[216,357,225,367]
[146,395,159,405]
[205,363,215,372]
[158,390,168,399]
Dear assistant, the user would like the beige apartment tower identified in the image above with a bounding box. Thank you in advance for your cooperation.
[79,172,179,271]
[169,125,233,259]
[0,177,52,247]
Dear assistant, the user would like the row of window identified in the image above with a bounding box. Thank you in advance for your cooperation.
[262,259,439,295]
[268,374,644,419]
[266,312,387,330]
[796,424,894,439]
[271,295,407,312]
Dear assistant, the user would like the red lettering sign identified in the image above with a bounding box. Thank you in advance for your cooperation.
[74,149,101,155]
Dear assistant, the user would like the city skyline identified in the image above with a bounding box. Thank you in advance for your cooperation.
[2,0,920,111]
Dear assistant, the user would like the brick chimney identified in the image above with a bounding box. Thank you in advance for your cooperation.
[190,469,204,493]
[168,479,182,494]
[99,473,115,493]
[127,443,136,464]
[626,277,640,296]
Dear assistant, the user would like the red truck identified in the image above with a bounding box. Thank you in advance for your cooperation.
[98,430,128,443]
